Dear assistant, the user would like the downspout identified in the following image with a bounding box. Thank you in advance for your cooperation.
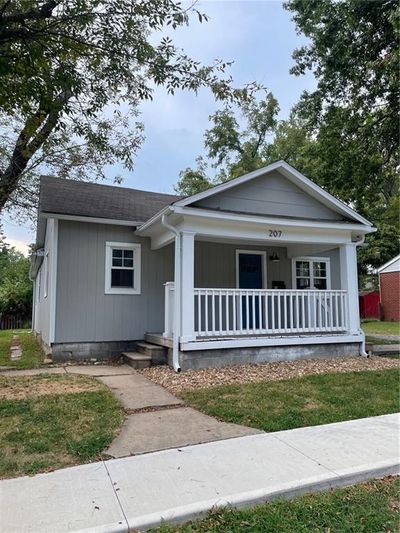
[161,213,181,372]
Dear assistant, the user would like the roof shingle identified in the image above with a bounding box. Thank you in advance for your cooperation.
[39,176,182,223]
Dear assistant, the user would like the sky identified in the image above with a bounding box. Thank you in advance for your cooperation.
[2,0,315,255]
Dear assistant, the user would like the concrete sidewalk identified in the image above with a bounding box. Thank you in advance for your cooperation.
[1,413,399,533]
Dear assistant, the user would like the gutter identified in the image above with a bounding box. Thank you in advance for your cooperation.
[161,213,181,373]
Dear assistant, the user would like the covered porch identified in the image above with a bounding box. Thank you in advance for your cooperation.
[161,238,359,353]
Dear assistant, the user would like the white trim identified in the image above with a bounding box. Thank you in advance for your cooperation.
[235,250,267,289]
[104,241,141,295]
[43,251,49,298]
[291,256,331,290]
[172,206,374,233]
[49,218,58,344]
[180,333,363,351]
[377,254,400,273]
[173,161,373,227]
[135,206,171,234]
[42,212,143,227]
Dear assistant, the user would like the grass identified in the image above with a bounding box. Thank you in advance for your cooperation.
[154,477,399,532]
[0,329,45,369]
[0,374,123,478]
[181,369,399,433]
[362,321,400,336]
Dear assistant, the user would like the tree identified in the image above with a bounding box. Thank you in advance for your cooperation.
[174,157,212,197]
[0,0,258,216]
[0,247,32,317]
[175,92,279,195]
[284,0,399,271]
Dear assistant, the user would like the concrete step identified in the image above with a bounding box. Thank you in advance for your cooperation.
[366,344,400,356]
[136,342,168,365]
[122,352,151,369]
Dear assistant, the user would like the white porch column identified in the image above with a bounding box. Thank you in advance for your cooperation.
[179,230,196,342]
[340,243,360,334]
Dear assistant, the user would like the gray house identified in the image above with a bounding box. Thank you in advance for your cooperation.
[31,161,375,371]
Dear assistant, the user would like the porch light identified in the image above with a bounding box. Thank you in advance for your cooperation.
[269,253,280,263]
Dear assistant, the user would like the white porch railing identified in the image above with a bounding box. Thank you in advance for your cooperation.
[194,289,348,337]
[164,284,348,339]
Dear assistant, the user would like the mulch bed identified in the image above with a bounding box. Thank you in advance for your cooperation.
[138,356,400,395]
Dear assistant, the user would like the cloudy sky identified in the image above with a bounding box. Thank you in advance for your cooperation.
[2,0,315,255]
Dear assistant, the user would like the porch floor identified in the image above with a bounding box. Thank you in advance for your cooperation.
[145,331,351,348]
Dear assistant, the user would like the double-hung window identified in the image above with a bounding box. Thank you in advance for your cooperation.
[293,257,331,290]
[105,242,141,294]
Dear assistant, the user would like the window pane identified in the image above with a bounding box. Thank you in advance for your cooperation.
[296,261,309,277]
[313,262,326,277]
[314,278,327,290]
[112,249,122,258]
[123,257,133,267]
[111,269,134,288]
[112,257,122,267]
[296,277,310,289]
[124,250,133,259]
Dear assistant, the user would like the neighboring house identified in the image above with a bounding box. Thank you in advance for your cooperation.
[30,161,375,371]
[378,255,400,322]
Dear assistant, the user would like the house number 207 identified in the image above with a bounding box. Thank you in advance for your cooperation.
[269,230,282,238]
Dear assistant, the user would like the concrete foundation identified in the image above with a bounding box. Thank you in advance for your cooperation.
[171,342,361,371]
[51,340,139,363]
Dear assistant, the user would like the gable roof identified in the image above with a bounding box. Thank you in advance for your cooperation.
[39,176,182,223]
[174,160,372,227]
[378,254,400,274]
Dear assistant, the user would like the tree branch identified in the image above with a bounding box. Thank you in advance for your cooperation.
[0,90,71,212]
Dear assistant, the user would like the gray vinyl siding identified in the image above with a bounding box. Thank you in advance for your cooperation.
[195,242,341,290]
[195,242,290,290]
[194,170,347,221]
[55,220,173,343]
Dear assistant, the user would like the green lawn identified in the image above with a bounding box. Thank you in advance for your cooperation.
[182,369,399,433]
[155,477,399,533]
[362,321,400,336]
[0,374,123,478]
[0,329,45,369]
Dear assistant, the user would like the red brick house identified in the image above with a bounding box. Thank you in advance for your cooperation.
[378,255,400,322]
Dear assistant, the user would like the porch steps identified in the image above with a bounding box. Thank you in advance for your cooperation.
[136,341,168,365]
[144,332,173,349]
[122,352,152,369]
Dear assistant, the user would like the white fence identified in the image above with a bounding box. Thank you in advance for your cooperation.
[164,285,348,339]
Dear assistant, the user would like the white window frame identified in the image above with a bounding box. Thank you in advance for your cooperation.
[292,256,331,290]
[235,249,267,289]
[105,241,141,295]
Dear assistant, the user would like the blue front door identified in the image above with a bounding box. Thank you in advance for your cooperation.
[238,253,263,328]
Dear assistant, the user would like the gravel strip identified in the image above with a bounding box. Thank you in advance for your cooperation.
[138,356,400,395]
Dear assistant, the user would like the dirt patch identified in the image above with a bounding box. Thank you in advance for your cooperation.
[0,374,103,400]
[138,356,400,394]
